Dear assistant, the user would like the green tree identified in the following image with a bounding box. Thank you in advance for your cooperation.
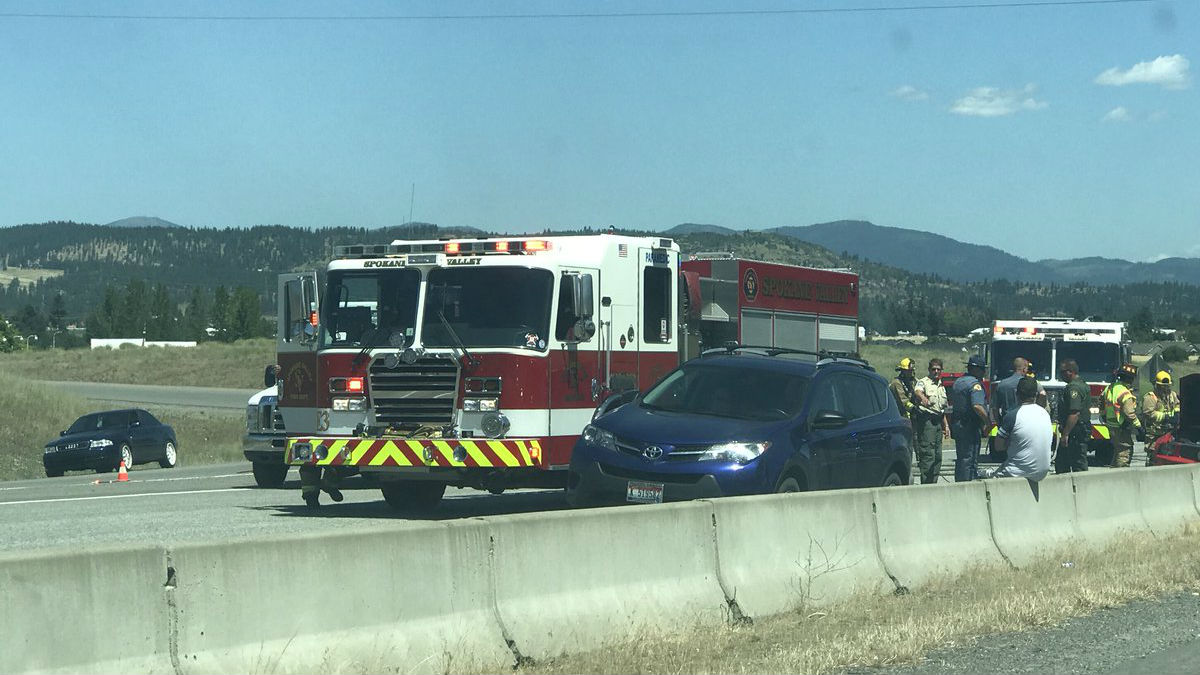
[148,283,179,340]
[211,286,231,341]
[48,292,67,330]
[228,287,264,340]
[0,312,25,352]
[182,287,210,341]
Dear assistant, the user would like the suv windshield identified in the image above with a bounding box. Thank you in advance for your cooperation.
[641,362,809,421]
[322,269,421,348]
[991,341,1053,381]
[1058,342,1121,383]
[422,267,553,350]
[67,411,131,433]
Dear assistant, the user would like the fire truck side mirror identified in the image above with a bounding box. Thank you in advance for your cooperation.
[568,274,595,319]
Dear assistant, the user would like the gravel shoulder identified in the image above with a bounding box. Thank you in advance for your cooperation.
[856,590,1200,675]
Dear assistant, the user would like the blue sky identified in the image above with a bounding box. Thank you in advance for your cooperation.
[1,0,1195,262]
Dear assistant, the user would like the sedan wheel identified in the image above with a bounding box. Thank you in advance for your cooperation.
[120,444,134,470]
[159,441,178,469]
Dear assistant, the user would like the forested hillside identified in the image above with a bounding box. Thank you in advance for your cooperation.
[2,221,1199,346]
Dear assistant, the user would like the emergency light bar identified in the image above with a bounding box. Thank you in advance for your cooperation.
[333,239,554,259]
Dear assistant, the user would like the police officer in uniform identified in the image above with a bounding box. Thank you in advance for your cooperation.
[889,357,918,421]
[950,355,989,481]
[1055,358,1092,474]
[1141,370,1181,461]
[1101,363,1142,468]
[912,358,950,484]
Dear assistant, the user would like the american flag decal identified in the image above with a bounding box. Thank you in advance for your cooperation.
[618,243,628,257]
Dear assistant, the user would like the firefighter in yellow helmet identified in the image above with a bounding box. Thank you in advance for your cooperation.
[1141,370,1180,461]
[889,357,918,421]
[1100,363,1142,468]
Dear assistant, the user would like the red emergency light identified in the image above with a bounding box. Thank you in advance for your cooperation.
[444,242,461,254]
[329,377,365,393]
[523,239,551,252]
[493,241,510,252]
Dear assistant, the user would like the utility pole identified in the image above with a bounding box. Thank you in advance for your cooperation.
[408,183,415,225]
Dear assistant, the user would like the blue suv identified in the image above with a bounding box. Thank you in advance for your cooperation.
[567,347,912,505]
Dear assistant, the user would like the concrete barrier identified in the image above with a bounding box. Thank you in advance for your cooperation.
[707,490,892,617]
[873,481,1005,589]
[1134,465,1200,537]
[170,521,512,674]
[1071,470,1148,542]
[0,546,173,674]
[983,474,1080,568]
[487,502,728,660]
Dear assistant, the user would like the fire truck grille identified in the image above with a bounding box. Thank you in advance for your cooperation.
[369,356,459,428]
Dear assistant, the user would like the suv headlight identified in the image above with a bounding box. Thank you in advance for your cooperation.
[90,439,114,448]
[699,441,770,464]
[581,424,617,452]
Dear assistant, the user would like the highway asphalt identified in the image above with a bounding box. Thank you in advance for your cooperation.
[0,462,567,554]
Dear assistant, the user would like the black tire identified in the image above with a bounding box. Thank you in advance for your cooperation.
[882,472,903,487]
[159,440,178,469]
[45,468,63,478]
[381,481,446,511]
[1092,441,1115,467]
[252,462,289,489]
[776,475,805,493]
[119,444,133,470]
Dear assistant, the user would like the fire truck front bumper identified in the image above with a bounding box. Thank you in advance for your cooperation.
[286,437,544,469]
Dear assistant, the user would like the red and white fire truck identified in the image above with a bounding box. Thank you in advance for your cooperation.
[277,233,859,508]
[987,318,1130,462]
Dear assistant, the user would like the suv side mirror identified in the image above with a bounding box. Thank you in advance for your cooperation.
[811,410,850,430]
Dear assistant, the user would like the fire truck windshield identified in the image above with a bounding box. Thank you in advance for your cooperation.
[1058,342,1121,383]
[321,269,420,348]
[422,267,553,350]
[991,341,1053,381]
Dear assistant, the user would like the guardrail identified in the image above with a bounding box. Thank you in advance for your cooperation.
[4,464,1199,674]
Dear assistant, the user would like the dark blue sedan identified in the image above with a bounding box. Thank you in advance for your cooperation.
[567,349,912,505]
[43,409,178,477]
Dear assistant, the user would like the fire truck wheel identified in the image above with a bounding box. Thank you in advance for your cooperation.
[252,462,289,488]
[381,481,447,511]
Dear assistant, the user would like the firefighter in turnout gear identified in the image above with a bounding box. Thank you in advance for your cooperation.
[1101,363,1142,468]
[300,465,344,509]
[1141,370,1181,460]
[889,357,918,420]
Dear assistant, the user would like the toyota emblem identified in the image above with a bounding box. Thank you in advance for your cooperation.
[642,445,664,460]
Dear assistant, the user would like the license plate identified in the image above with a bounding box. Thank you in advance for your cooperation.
[626,481,664,504]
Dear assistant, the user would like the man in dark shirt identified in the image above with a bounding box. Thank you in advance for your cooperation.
[1055,358,1091,474]
[951,355,990,481]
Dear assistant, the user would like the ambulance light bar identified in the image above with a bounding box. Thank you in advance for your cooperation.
[334,239,553,259]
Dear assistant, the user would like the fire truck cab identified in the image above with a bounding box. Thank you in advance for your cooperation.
[277,234,859,508]
[987,318,1131,464]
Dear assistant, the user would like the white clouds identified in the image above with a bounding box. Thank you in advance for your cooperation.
[891,85,928,101]
[1102,106,1132,122]
[1094,54,1191,89]
[949,84,1047,117]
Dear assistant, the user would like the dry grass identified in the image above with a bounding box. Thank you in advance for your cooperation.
[0,266,63,288]
[860,343,973,375]
[0,338,275,388]
[0,373,245,481]
[516,527,1200,674]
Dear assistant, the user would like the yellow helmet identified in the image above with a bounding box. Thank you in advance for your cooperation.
[897,357,914,372]
[1155,370,1172,385]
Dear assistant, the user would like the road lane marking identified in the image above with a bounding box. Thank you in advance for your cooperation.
[0,487,253,506]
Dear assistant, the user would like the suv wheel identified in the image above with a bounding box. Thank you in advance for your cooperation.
[882,472,903,487]
[776,476,805,493]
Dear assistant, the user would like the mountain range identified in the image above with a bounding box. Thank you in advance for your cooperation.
[661,220,1200,286]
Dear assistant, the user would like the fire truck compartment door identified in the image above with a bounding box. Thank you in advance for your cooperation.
[277,272,321,354]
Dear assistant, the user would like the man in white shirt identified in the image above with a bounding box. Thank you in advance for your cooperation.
[981,376,1052,482]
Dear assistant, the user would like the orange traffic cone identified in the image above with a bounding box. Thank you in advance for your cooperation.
[117,461,129,482]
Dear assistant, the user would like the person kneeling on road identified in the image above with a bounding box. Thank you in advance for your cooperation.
[979,377,1052,482]
[300,465,343,509]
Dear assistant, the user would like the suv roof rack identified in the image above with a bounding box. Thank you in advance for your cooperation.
[701,342,873,370]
